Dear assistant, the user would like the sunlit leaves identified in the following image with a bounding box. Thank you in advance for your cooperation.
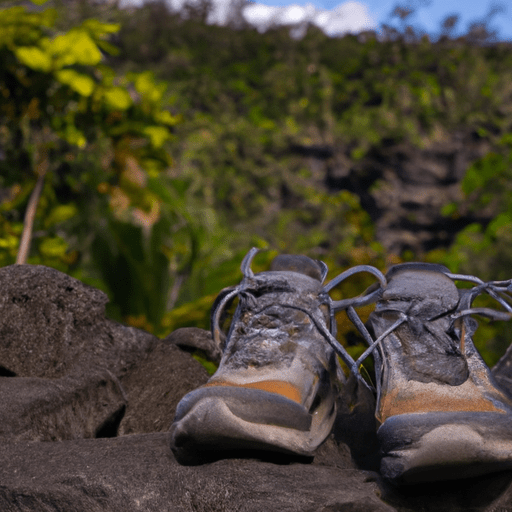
[103,87,132,110]
[39,236,68,258]
[50,29,102,66]
[155,110,180,126]
[55,69,95,96]
[81,18,120,38]
[143,126,170,148]
[0,0,190,332]
[44,204,78,227]
[0,6,56,47]
[62,124,86,147]
[14,46,52,71]
[134,71,165,103]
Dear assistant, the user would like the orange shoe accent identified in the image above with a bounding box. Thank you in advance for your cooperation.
[378,382,502,423]
[204,380,302,403]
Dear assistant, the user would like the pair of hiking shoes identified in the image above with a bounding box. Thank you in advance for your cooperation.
[170,248,512,484]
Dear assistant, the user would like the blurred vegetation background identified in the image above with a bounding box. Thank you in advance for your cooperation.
[1,0,512,370]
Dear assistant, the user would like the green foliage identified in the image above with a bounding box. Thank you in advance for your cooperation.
[113,4,512,365]
[429,133,512,366]
[440,134,512,279]
[0,0,216,333]
[4,0,512,371]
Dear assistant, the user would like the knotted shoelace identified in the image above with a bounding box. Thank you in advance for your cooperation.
[211,248,387,378]
[211,248,512,386]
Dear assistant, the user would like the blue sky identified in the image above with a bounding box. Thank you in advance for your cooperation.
[252,0,512,41]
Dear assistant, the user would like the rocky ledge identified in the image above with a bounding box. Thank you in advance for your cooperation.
[1,264,512,512]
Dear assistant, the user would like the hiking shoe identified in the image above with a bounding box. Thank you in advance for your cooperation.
[361,263,512,484]
[170,249,384,462]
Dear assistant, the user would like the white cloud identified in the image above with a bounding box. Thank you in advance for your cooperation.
[243,1,375,37]
[206,0,241,25]
[279,4,309,25]
[313,2,374,36]
[120,0,376,38]
[242,4,282,31]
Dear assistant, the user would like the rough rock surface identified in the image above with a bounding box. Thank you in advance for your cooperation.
[0,434,396,512]
[0,369,126,441]
[0,264,157,379]
[300,134,490,255]
[118,340,209,435]
[2,263,512,511]
[164,326,222,364]
[492,343,512,399]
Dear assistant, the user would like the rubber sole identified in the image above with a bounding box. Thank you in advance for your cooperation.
[378,411,512,484]
[170,385,335,462]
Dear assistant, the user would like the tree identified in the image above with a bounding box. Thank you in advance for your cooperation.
[0,0,217,332]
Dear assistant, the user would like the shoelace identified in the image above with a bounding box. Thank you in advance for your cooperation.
[447,272,512,319]
[341,270,512,377]
[211,251,512,390]
[211,248,389,381]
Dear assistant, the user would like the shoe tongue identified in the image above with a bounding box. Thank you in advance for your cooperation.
[382,263,459,316]
[270,254,323,281]
[386,262,451,278]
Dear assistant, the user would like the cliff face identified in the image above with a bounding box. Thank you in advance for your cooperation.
[296,130,490,255]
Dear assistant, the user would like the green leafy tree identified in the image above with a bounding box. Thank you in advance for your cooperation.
[0,0,225,333]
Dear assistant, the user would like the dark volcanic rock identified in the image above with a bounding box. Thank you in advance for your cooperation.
[492,343,512,399]
[164,326,222,364]
[0,369,126,442]
[379,470,512,512]
[0,264,213,443]
[1,433,512,512]
[3,264,512,511]
[0,264,156,379]
[0,433,394,512]
[118,340,209,435]
[333,374,380,471]
[304,134,491,255]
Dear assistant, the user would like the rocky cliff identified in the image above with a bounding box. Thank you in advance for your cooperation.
[296,129,490,256]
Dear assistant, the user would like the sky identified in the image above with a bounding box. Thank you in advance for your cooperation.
[325,0,512,40]
[124,0,512,41]
[242,0,512,40]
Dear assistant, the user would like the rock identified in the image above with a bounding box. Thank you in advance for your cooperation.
[2,263,512,511]
[118,340,209,435]
[0,264,157,379]
[0,433,395,512]
[301,134,491,255]
[379,470,512,512]
[164,326,222,364]
[0,263,211,443]
[1,432,512,511]
[333,374,380,471]
[1,431,511,511]
[0,369,126,442]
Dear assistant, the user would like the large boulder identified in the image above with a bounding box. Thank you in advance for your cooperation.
[118,340,209,435]
[0,264,156,379]
[0,369,126,441]
[0,264,210,443]
[0,433,394,512]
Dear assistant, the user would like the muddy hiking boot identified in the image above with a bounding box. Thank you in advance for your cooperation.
[350,263,512,484]
[170,248,385,463]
